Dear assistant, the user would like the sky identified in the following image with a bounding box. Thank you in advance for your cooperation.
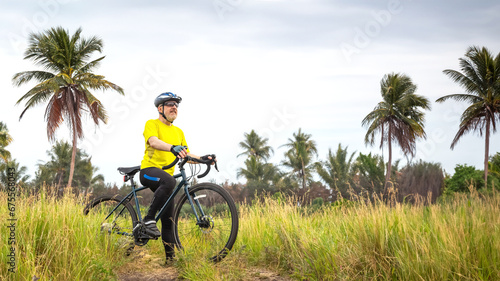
[1,0,499,186]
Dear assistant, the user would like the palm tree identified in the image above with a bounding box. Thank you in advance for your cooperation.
[362,73,430,190]
[36,140,98,194]
[281,128,318,189]
[354,152,386,195]
[436,46,500,189]
[237,155,278,198]
[0,159,30,191]
[71,156,105,194]
[89,166,105,188]
[315,144,356,198]
[237,155,276,184]
[0,122,13,162]
[237,130,273,161]
[42,140,73,191]
[489,152,500,180]
[13,26,124,189]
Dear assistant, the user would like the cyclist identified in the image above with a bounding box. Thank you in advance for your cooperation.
[139,92,211,261]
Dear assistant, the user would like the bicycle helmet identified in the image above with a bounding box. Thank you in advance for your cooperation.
[154,92,182,107]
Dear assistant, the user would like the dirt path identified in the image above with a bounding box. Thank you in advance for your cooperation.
[116,249,178,281]
[116,249,291,281]
[118,267,178,281]
[118,267,289,281]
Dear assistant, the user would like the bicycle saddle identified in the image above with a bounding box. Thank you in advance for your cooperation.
[117,166,141,176]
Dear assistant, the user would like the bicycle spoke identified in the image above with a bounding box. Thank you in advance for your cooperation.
[174,183,238,261]
[84,196,137,251]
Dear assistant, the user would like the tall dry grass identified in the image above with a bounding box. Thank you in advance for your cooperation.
[1,187,499,280]
[233,191,500,280]
[0,188,130,280]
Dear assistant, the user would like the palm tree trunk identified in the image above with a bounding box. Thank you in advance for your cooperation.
[484,117,490,190]
[385,130,392,198]
[54,170,64,197]
[67,119,77,190]
[301,158,306,189]
[57,171,63,190]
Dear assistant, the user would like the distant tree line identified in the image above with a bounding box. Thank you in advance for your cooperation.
[0,123,498,206]
[231,128,499,205]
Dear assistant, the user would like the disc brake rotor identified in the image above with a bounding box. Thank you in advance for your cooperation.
[199,215,214,234]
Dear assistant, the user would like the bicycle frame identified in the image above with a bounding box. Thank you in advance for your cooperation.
[104,163,205,235]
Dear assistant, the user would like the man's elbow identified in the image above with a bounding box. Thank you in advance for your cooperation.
[148,137,159,149]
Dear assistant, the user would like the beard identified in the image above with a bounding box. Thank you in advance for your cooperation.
[166,111,177,122]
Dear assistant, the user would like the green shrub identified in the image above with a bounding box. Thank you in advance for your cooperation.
[445,164,484,193]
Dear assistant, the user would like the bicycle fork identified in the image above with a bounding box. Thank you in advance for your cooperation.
[183,183,207,224]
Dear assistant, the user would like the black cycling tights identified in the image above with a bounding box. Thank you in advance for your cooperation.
[140,167,177,258]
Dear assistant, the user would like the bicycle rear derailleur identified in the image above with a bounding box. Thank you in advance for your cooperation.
[132,222,158,246]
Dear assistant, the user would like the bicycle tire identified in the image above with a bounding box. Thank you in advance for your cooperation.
[83,195,138,241]
[173,183,239,262]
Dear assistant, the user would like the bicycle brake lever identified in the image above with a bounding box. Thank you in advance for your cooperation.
[211,154,219,172]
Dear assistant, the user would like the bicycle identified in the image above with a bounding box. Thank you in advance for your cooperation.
[83,154,239,262]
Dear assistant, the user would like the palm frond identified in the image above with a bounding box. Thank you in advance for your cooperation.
[12,71,55,87]
[435,93,482,103]
[75,73,124,95]
[85,90,108,124]
[44,90,65,141]
[443,69,483,95]
[79,56,105,73]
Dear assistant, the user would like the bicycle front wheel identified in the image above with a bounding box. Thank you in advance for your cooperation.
[173,183,239,262]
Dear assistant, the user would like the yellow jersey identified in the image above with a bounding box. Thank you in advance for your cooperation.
[140,119,189,175]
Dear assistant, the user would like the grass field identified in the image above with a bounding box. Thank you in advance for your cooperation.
[1,188,499,280]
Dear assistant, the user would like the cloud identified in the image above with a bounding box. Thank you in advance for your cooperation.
[2,0,500,184]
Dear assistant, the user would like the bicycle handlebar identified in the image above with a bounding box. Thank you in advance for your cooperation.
[161,155,218,179]
[162,158,180,170]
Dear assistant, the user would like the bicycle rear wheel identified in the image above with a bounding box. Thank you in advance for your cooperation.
[173,183,239,262]
[83,195,138,250]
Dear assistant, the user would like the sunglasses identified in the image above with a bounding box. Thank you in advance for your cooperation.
[164,102,179,108]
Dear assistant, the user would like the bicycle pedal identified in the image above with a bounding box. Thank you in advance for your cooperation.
[138,233,158,240]
[134,234,157,246]
[133,223,158,246]
[134,230,152,245]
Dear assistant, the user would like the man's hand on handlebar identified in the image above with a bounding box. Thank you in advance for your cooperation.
[200,154,217,165]
[199,154,218,172]
[170,145,188,158]
[161,154,219,177]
